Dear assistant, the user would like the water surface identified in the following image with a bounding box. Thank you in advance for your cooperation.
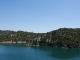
[0,44,80,60]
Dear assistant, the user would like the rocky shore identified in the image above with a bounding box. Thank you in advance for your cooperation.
[0,41,26,44]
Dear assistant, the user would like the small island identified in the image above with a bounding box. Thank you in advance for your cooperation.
[0,28,80,48]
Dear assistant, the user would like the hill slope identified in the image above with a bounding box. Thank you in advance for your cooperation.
[0,28,80,48]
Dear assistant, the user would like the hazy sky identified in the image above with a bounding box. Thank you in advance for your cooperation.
[0,0,80,33]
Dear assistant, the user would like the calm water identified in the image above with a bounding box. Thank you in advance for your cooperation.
[0,44,80,60]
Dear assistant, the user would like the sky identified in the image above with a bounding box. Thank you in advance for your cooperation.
[0,0,80,33]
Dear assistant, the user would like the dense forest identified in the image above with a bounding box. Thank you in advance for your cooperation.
[0,28,80,48]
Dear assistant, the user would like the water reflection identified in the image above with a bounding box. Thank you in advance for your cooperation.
[31,46,80,59]
[0,44,80,60]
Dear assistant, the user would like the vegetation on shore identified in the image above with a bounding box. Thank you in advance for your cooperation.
[0,28,80,48]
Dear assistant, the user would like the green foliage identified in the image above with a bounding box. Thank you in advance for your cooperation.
[0,28,80,48]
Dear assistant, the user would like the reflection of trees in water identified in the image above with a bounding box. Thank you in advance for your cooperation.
[50,48,80,59]
[31,46,80,59]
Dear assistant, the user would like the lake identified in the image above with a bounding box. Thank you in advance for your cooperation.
[0,44,80,60]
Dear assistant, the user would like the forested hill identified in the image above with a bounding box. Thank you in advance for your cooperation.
[0,28,80,48]
[50,28,80,48]
[0,30,14,35]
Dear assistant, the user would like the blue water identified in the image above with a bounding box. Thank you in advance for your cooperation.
[0,44,80,60]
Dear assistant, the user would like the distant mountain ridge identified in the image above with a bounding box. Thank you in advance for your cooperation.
[0,30,14,35]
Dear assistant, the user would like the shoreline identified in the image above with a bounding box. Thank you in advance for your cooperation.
[0,41,26,44]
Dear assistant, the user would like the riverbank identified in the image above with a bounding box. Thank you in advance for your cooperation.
[0,41,26,44]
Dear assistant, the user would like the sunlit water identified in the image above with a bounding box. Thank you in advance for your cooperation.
[0,44,80,60]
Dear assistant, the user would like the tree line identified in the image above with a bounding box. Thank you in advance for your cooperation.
[0,28,80,48]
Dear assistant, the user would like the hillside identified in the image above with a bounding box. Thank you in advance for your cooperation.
[0,28,80,48]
